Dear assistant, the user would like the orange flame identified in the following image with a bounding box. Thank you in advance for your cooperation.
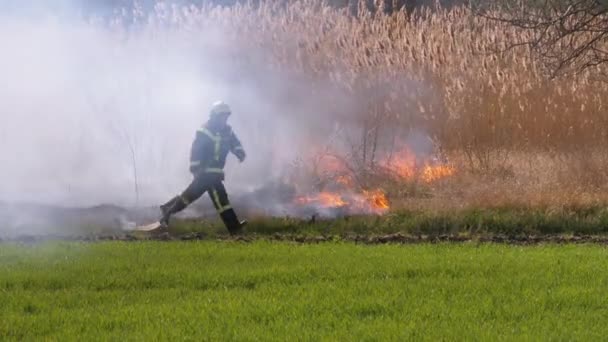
[421,164,455,183]
[292,144,453,215]
[383,148,417,179]
[296,192,348,207]
[362,189,390,210]
[383,148,455,183]
[295,189,389,213]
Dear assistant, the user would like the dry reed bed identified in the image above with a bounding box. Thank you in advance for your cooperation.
[117,2,608,208]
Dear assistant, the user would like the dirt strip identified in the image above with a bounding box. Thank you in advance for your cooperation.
[3,232,608,245]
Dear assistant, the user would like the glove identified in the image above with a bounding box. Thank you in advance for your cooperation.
[235,150,246,163]
[236,151,247,163]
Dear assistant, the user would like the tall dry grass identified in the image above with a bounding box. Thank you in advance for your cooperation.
[122,1,608,209]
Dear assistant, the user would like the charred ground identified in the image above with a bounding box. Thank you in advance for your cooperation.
[3,200,608,244]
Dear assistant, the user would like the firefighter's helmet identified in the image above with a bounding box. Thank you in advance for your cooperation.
[210,101,231,117]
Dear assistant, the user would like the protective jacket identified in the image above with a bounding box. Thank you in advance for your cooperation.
[189,123,245,175]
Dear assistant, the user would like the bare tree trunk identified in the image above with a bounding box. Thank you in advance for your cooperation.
[370,123,380,169]
[387,121,397,164]
[370,98,382,169]
[362,118,368,166]
[126,138,140,208]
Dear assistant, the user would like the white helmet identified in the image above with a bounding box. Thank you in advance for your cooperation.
[210,101,231,117]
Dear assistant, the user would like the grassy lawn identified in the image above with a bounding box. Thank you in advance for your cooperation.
[1,241,607,340]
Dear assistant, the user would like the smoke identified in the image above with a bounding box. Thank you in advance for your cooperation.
[0,1,353,213]
[0,1,444,237]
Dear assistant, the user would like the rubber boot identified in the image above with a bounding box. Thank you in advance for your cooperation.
[159,195,188,227]
[220,208,247,235]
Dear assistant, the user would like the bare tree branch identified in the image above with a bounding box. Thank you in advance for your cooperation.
[476,0,608,78]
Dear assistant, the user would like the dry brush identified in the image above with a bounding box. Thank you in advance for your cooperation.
[118,1,608,210]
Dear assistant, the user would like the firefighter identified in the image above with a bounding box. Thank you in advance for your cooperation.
[159,101,247,235]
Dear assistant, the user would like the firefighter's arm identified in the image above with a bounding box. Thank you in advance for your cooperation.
[229,130,246,162]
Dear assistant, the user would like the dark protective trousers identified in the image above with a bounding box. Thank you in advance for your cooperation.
[161,172,243,234]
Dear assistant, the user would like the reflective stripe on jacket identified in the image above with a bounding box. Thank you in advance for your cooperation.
[189,123,244,174]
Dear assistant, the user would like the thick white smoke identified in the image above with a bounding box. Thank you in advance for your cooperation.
[0,1,350,210]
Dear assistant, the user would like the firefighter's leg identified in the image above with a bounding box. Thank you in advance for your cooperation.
[207,182,246,235]
[160,176,207,226]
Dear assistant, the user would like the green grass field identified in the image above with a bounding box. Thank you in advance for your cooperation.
[1,241,607,340]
